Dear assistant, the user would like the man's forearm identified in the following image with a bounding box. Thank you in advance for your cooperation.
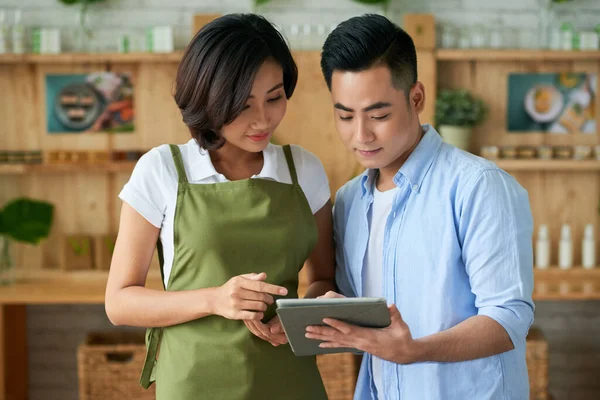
[411,315,514,363]
[303,279,337,299]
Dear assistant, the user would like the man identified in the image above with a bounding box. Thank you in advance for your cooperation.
[305,14,534,400]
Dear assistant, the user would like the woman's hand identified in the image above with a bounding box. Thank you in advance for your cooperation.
[211,272,287,320]
[244,315,288,346]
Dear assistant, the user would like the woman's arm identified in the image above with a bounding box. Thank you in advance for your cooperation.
[302,200,337,298]
[105,203,287,328]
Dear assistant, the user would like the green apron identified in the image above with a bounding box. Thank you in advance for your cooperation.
[140,144,328,399]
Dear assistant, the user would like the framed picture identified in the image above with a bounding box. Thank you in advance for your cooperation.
[45,72,134,134]
[507,72,596,134]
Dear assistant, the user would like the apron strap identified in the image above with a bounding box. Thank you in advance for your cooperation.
[169,144,189,184]
[282,145,298,186]
[139,327,163,389]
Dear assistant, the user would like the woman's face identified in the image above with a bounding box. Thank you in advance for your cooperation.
[220,58,287,152]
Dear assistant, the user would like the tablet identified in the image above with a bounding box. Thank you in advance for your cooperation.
[276,297,391,356]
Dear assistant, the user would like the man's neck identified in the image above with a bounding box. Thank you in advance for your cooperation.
[376,125,425,190]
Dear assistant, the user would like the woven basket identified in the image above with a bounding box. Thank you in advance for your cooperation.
[526,327,549,400]
[317,353,359,400]
[78,331,154,400]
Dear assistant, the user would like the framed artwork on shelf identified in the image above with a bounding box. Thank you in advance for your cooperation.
[507,72,596,134]
[45,72,135,134]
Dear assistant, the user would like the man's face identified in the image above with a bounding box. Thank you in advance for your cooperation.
[330,65,425,171]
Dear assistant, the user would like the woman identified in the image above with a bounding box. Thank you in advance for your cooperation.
[105,14,335,399]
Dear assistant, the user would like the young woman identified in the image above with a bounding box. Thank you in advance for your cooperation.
[105,14,334,399]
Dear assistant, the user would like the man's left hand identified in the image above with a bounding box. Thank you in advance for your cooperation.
[305,304,419,364]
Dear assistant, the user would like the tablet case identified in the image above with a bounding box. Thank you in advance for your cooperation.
[275,298,391,356]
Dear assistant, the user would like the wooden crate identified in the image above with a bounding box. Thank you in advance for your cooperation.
[403,14,436,50]
[61,235,94,270]
[78,331,154,400]
[527,327,549,400]
[317,353,359,400]
[93,234,116,270]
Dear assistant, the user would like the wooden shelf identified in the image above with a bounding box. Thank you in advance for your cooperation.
[0,52,184,64]
[494,159,600,172]
[0,267,597,303]
[0,269,163,304]
[436,49,600,61]
[3,50,597,64]
[534,267,600,300]
[0,162,136,175]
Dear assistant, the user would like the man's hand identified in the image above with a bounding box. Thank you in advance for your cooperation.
[245,315,288,347]
[305,304,419,364]
[317,291,345,299]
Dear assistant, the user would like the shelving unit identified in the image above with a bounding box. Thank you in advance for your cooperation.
[436,49,600,61]
[495,159,600,172]
[0,266,595,303]
[0,52,184,64]
[4,159,600,174]
[534,268,600,301]
[0,162,136,175]
[2,47,599,399]
[0,269,163,304]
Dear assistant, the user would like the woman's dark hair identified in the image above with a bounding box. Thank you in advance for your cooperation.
[175,14,298,150]
[321,14,417,97]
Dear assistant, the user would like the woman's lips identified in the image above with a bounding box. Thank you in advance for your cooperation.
[248,133,270,142]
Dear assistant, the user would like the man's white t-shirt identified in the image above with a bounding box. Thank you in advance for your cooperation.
[363,185,398,399]
[119,139,331,288]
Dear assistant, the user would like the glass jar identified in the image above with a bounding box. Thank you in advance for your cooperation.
[440,23,457,48]
[470,25,488,49]
[458,27,471,49]
[0,236,15,286]
[489,18,504,49]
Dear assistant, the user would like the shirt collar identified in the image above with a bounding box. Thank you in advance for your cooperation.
[186,139,282,183]
[360,124,442,197]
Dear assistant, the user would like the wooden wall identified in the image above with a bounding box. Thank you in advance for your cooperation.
[0,51,436,271]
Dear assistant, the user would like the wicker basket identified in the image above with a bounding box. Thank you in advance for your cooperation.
[78,331,154,400]
[526,327,549,400]
[317,353,360,400]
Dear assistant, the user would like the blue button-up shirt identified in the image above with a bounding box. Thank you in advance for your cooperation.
[334,125,534,400]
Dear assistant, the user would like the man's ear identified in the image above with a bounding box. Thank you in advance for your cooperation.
[410,81,426,114]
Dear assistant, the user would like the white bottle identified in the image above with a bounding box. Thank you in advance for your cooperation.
[582,224,596,269]
[559,224,573,270]
[11,9,24,54]
[536,224,551,269]
[0,9,8,54]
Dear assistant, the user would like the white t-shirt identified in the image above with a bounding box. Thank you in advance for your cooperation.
[119,139,331,288]
[363,185,398,399]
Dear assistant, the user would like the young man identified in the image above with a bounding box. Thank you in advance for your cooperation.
[305,14,534,400]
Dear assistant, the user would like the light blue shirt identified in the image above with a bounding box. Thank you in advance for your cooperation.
[334,125,534,400]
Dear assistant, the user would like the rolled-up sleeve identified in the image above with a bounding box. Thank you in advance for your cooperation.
[459,169,535,350]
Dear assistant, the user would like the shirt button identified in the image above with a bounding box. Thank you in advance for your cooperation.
[412,185,419,191]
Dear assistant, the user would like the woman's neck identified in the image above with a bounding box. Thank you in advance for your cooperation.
[209,141,264,181]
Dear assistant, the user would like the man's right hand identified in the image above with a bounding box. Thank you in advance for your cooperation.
[211,272,288,320]
[317,291,346,299]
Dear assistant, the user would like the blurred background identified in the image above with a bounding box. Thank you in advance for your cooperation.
[1,0,600,399]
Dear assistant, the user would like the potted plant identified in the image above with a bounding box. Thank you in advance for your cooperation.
[58,0,107,52]
[435,89,487,151]
[0,198,54,285]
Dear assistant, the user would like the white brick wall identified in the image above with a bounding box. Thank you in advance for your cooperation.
[2,0,595,52]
